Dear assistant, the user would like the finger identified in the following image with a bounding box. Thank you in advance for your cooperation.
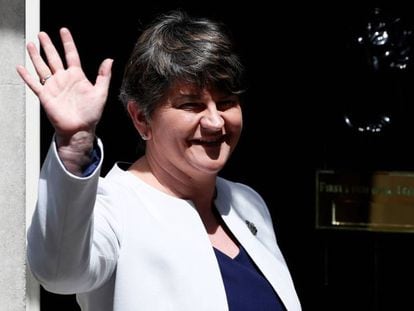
[95,58,113,91]
[38,31,64,73]
[59,27,81,68]
[16,65,43,95]
[26,41,52,81]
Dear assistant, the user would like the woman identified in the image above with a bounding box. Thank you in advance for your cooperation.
[17,10,301,311]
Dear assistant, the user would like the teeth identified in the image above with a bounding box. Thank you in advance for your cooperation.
[200,138,220,143]
[193,136,225,144]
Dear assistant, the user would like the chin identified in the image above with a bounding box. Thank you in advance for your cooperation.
[187,148,230,174]
[197,160,227,175]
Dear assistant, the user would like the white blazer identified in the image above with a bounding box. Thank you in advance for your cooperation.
[27,140,301,311]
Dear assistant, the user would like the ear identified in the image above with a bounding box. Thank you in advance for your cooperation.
[127,100,151,140]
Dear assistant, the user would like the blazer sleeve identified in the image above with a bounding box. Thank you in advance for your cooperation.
[27,138,121,294]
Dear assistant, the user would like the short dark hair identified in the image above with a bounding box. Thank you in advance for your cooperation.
[118,10,245,119]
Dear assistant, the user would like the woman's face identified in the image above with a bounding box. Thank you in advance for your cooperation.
[146,81,243,176]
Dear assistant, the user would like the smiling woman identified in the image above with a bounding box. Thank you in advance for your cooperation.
[127,81,243,178]
[20,5,301,311]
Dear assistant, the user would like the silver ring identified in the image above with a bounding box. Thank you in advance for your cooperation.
[40,74,52,85]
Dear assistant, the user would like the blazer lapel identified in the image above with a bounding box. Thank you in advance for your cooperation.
[215,192,301,311]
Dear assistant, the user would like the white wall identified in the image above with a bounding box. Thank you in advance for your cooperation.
[0,0,40,309]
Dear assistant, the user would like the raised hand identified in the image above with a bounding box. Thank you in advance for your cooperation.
[16,28,113,175]
[17,27,113,139]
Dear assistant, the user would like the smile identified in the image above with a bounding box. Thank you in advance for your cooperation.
[192,135,226,146]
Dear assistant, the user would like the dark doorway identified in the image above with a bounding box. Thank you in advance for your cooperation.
[39,1,414,310]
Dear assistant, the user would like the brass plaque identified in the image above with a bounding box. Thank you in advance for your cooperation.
[316,170,414,232]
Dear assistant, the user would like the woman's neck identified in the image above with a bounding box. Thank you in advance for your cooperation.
[129,156,239,258]
[128,155,217,212]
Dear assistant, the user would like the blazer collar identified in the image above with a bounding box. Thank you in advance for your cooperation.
[215,181,301,311]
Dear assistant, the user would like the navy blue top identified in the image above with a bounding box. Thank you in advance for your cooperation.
[214,246,286,311]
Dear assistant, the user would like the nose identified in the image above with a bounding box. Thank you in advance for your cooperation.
[200,105,224,131]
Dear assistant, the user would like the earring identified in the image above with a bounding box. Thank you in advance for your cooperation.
[140,133,149,140]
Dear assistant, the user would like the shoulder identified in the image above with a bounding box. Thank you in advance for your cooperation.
[216,177,269,218]
[96,162,140,210]
[99,162,134,190]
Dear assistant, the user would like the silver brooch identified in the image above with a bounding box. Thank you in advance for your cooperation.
[245,220,257,236]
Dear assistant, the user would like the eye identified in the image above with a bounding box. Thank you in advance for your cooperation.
[217,98,239,110]
[178,102,204,112]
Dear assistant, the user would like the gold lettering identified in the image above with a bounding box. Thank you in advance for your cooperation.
[319,182,344,193]
[396,185,414,196]
[351,185,370,194]
[372,187,393,196]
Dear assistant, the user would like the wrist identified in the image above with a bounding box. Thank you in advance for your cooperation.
[56,131,96,176]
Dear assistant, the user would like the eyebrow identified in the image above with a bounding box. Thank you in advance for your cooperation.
[173,94,203,101]
[174,92,237,100]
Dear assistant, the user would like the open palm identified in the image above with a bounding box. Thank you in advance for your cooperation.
[16,27,113,138]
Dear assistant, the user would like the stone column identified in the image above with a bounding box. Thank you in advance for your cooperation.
[0,0,40,310]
